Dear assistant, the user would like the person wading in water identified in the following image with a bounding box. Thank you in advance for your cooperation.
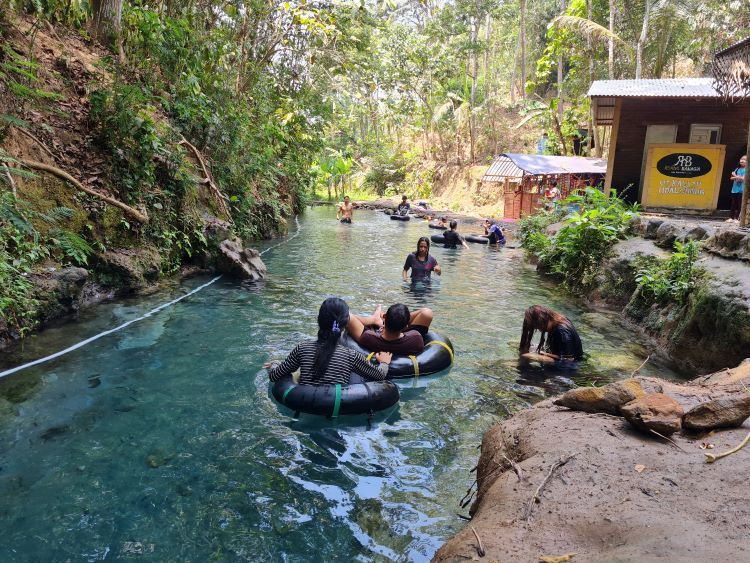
[403,237,441,284]
[336,195,354,223]
[519,305,583,369]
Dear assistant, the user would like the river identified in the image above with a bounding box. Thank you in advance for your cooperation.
[0,207,679,561]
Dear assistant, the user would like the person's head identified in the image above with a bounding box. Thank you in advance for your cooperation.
[416,236,430,258]
[542,133,548,138]
[449,220,457,230]
[384,303,410,332]
[519,305,568,354]
[343,195,350,203]
[439,216,447,223]
[484,219,491,227]
[402,195,408,202]
[312,297,350,379]
[741,155,748,167]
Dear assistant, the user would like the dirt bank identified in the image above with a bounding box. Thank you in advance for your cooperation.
[435,362,750,562]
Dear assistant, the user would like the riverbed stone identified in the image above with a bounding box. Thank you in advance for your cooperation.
[682,395,750,431]
[95,247,163,290]
[704,229,750,261]
[620,393,683,435]
[644,219,664,239]
[553,379,646,415]
[654,222,685,249]
[215,239,267,281]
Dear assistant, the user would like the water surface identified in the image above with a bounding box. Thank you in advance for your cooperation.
[0,208,679,561]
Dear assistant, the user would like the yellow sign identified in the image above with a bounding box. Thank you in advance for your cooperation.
[642,144,725,209]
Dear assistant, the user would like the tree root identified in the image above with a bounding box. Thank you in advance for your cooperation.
[3,164,17,196]
[18,159,149,224]
[178,138,232,221]
[470,526,485,557]
[705,431,750,464]
[12,125,56,159]
[525,453,577,522]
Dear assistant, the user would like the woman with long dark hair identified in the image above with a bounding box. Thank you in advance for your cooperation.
[265,298,392,385]
[519,305,583,369]
[402,237,442,283]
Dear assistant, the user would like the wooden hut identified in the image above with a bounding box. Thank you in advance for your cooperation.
[482,153,607,219]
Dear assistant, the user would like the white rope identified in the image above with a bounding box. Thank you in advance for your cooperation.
[0,216,301,379]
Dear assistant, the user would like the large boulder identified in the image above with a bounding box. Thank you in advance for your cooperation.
[620,393,683,435]
[682,395,750,431]
[215,239,267,281]
[95,247,162,290]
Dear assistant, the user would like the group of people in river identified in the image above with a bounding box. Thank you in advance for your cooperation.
[266,196,584,388]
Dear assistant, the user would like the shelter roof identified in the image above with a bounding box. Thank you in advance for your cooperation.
[587,78,720,99]
[482,153,608,182]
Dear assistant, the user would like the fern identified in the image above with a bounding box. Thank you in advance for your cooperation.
[49,228,94,266]
[38,206,74,224]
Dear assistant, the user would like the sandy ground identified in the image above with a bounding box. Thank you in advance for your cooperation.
[434,393,750,562]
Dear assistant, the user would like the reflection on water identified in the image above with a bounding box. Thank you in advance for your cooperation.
[0,207,681,561]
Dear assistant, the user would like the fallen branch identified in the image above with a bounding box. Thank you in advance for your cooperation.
[630,355,651,378]
[502,454,524,481]
[648,428,686,453]
[705,431,750,464]
[12,125,56,159]
[470,526,485,557]
[525,453,577,522]
[3,164,17,196]
[18,159,148,224]
[178,138,232,221]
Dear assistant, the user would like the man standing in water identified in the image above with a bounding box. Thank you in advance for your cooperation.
[336,195,354,223]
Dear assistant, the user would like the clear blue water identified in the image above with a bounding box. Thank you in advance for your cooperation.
[0,207,679,561]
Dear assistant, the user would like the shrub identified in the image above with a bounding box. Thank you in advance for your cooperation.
[636,240,704,305]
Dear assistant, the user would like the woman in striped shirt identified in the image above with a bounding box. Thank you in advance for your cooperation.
[265,297,392,385]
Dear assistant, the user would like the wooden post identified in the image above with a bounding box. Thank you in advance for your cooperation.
[741,122,750,227]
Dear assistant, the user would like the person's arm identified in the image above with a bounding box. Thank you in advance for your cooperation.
[459,234,469,249]
[336,204,342,220]
[351,351,391,381]
[265,344,302,382]
[433,257,441,275]
[402,254,412,281]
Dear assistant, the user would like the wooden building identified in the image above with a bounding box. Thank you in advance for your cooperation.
[589,78,750,209]
[482,153,607,219]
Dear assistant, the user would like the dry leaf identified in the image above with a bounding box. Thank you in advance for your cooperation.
[634,464,645,473]
[539,553,577,563]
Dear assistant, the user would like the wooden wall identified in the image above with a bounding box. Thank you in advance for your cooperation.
[610,98,750,208]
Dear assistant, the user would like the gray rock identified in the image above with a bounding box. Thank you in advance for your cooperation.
[654,222,686,249]
[682,395,750,431]
[96,247,163,289]
[644,219,664,239]
[553,379,649,415]
[215,239,267,281]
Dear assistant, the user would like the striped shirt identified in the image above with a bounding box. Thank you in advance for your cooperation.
[267,339,388,385]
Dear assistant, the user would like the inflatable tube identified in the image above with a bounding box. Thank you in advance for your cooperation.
[430,234,446,244]
[339,331,454,379]
[465,234,489,244]
[390,214,411,221]
[428,223,448,230]
[271,373,399,416]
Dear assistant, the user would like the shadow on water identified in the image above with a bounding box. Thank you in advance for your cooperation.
[0,207,683,562]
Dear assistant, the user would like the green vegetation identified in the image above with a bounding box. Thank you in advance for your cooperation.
[635,240,705,305]
[520,188,638,293]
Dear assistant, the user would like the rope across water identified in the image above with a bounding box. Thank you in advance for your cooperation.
[0,216,302,379]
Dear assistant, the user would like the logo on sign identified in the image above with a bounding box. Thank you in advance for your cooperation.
[656,153,712,178]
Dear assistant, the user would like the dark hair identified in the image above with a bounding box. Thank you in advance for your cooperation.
[416,236,430,257]
[402,195,408,200]
[519,305,570,354]
[384,303,410,332]
[449,220,457,230]
[312,297,350,379]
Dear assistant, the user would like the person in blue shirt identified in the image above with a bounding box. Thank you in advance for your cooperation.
[730,155,746,220]
[536,133,548,155]
[483,219,506,245]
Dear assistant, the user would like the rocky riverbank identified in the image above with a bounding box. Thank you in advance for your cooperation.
[435,361,750,562]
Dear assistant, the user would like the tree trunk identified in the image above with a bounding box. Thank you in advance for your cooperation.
[483,14,491,100]
[469,17,479,163]
[92,0,123,56]
[608,0,615,79]
[520,0,527,100]
[557,0,565,122]
[740,123,750,228]
[636,0,652,79]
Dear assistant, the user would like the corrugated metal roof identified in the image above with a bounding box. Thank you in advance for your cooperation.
[587,78,720,99]
[715,37,750,58]
[483,153,608,182]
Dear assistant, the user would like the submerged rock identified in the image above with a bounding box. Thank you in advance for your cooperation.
[620,393,683,435]
[215,239,267,281]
